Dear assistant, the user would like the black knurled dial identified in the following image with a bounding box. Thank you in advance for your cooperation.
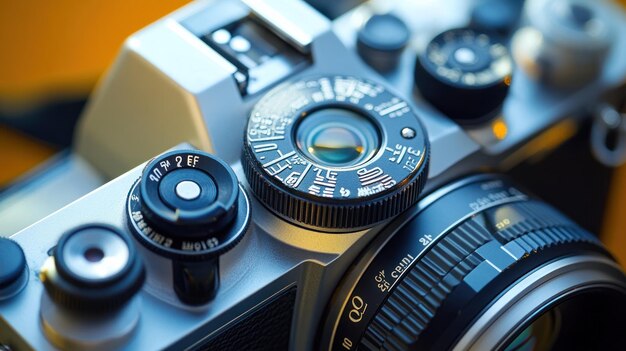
[127,149,249,261]
[414,27,513,123]
[242,76,430,231]
[40,225,145,313]
[126,150,251,305]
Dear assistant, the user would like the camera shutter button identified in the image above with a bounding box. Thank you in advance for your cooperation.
[39,225,145,350]
[40,225,145,312]
[175,180,201,200]
[157,168,219,221]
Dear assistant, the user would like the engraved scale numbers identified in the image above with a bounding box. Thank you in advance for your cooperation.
[334,77,384,104]
[147,153,201,182]
[247,113,290,144]
[246,76,428,204]
[372,97,410,118]
[348,295,368,323]
[374,270,391,293]
[335,250,421,350]
[128,189,174,249]
[468,187,527,211]
[341,337,353,350]
[130,211,173,248]
[308,168,338,198]
[385,143,424,172]
[356,166,396,197]
[332,233,439,350]
[373,253,416,293]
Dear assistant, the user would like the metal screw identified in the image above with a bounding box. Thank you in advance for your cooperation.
[401,127,416,139]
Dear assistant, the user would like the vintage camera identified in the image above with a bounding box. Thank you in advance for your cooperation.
[2,0,626,350]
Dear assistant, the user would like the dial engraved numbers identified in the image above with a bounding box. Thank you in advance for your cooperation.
[127,182,222,252]
[245,76,428,206]
[385,144,424,172]
[356,167,396,197]
[308,168,338,198]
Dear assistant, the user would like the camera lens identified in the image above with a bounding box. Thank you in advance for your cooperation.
[497,288,626,351]
[243,76,430,230]
[295,108,380,168]
[322,174,626,350]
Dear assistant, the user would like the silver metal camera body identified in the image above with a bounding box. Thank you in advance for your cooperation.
[2,0,626,350]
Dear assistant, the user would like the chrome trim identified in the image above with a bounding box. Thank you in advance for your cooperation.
[454,254,626,351]
[242,0,330,53]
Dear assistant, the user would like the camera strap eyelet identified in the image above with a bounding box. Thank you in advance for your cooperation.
[591,103,626,167]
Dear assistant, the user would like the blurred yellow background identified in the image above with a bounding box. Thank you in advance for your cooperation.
[0,0,189,107]
[0,0,188,185]
[0,0,624,264]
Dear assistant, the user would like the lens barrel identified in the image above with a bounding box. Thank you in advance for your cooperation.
[323,174,626,350]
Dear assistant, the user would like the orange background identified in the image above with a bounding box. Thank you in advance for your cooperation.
[0,0,189,107]
[0,0,624,264]
[0,0,188,185]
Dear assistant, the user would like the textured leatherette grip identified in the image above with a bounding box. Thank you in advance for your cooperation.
[199,287,297,351]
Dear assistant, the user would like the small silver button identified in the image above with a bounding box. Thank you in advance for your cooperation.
[175,180,201,201]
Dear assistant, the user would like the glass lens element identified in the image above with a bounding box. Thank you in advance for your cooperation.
[296,108,380,168]
[504,309,558,351]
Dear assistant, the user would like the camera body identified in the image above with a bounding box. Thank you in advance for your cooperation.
[2,0,626,350]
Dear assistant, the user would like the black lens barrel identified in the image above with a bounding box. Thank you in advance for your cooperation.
[325,175,626,350]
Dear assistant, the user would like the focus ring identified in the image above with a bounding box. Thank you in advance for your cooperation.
[242,146,430,229]
[362,218,492,349]
[360,201,600,350]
